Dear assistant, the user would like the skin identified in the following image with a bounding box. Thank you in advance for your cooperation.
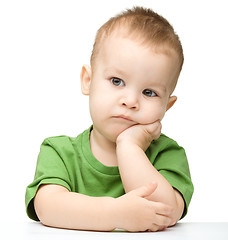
[34,32,184,232]
[82,32,184,226]
[81,33,178,166]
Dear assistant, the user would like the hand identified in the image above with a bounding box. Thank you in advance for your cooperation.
[116,120,162,151]
[113,182,175,232]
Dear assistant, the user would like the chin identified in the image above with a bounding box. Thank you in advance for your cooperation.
[108,126,129,142]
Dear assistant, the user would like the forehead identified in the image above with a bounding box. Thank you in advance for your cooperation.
[95,34,180,92]
[97,26,180,61]
[97,28,179,67]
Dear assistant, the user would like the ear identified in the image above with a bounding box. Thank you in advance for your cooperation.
[166,96,177,111]
[80,64,92,95]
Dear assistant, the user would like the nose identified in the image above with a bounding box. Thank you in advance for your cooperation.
[120,92,139,110]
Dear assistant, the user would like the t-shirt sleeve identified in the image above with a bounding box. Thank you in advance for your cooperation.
[152,136,194,219]
[25,138,72,221]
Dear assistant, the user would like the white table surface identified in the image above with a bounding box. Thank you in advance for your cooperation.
[1,221,228,240]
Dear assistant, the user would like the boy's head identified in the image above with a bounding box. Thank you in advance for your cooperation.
[81,7,183,142]
[91,6,184,80]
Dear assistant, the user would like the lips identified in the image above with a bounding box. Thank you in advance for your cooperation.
[114,115,134,122]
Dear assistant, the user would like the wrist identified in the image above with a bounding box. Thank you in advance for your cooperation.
[116,129,139,147]
[116,134,151,152]
[116,138,136,148]
[116,141,141,163]
[102,197,119,231]
[111,196,126,230]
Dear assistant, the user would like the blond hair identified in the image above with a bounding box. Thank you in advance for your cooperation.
[90,6,184,73]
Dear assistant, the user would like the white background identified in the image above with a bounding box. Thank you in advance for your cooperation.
[0,0,227,223]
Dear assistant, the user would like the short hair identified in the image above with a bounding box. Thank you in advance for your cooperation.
[90,6,184,73]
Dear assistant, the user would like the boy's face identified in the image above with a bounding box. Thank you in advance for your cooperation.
[81,33,179,143]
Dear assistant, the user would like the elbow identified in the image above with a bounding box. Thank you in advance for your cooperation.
[34,184,70,227]
[171,190,185,225]
[34,194,59,227]
[34,185,58,226]
[34,192,50,226]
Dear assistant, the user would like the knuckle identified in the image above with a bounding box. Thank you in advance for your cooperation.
[149,224,160,232]
[162,204,173,214]
[164,206,171,213]
[162,217,171,226]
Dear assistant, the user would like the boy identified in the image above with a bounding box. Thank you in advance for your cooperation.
[25,6,193,232]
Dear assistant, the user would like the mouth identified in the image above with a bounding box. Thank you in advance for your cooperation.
[113,115,134,122]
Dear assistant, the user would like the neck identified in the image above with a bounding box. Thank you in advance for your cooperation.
[90,128,118,167]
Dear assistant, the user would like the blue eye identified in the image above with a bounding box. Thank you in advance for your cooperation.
[142,89,157,97]
[111,77,125,86]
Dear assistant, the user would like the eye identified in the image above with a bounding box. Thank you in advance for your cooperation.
[142,89,157,97]
[111,77,125,87]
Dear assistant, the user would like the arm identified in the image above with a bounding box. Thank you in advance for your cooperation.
[116,121,184,223]
[34,184,115,231]
[34,183,174,232]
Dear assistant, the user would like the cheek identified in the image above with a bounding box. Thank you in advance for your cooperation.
[89,88,112,123]
[89,96,105,122]
[138,102,166,124]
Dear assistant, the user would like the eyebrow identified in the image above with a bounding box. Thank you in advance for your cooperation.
[104,67,130,79]
[152,83,167,94]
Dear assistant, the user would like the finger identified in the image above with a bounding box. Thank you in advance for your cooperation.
[144,121,162,137]
[147,224,161,232]
[152,121,162,138]
[151,201,174,216]
[154,214,173,227]
[131,182,157,198]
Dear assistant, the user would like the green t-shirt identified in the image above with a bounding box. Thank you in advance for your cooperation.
[25,126,194,221]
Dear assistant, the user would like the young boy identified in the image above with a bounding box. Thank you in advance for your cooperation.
[25,6,194,232]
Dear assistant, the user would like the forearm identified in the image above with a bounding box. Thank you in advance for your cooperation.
[34,184,116,231]
[116,142,183,221]
[34,184,176,232]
